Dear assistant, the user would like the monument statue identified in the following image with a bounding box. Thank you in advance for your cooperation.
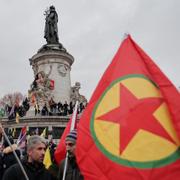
[70,82,87,105]
[37,5,66,52]
[44,5,59,44]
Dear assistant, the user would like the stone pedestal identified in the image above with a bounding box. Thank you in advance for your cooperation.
[0,7,88,142]
[29,45,74,105]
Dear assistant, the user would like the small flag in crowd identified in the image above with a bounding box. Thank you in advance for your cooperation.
[41,128,47,138]
[43,146,52,169]
[15,112,20,123]
[17,126,27,149]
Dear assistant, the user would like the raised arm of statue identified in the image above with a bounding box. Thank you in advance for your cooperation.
[44,5,59,44]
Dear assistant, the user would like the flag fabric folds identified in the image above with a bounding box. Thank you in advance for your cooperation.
[41,128,47,138]
[54,120,70,164]
[76,35,180,180]
[17,126,27,149]
[43,146,52,169]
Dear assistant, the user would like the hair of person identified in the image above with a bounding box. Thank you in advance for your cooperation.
[27,135,46,151]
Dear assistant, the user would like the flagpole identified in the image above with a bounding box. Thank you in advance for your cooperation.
[62,100,79,180]
[70,100,79,131]
[0,124,29,180]
[62,152,69,180]
[121,32,129,42]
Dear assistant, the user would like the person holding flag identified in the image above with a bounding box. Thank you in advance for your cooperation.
[1,136,21,176]
[57,130,83,180]
[2,135,56,180]
[54,101,79,165]
[55,101,83,180]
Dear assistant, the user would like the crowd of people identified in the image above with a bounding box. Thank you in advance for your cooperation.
[39,99,86,117]
[0,98,86,120]
[0,125,83,180]
[1,98,30,120]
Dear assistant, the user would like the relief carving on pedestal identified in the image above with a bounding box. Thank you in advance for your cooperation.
[57,64,68,77]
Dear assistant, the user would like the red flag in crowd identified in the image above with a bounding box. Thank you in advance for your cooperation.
[76,35,180,180]
[54,113,78,164]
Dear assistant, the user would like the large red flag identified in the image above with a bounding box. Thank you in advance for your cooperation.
[76,35,180,180]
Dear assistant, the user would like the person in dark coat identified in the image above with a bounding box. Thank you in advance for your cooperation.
[41,103,49,116]
[57,130,83,180]
[2,135,56,180]
[63,101,68,116]
[2,137,21,176]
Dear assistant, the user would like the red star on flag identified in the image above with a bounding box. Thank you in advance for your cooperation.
[97,84,175,154]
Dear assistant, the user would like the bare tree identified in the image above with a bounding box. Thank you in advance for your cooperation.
[0,92,24,108]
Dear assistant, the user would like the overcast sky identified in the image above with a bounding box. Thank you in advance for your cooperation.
[0,0,179,100]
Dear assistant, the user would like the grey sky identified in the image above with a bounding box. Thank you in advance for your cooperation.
[0,0,179,100]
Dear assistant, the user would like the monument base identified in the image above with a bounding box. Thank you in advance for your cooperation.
[38,43,66,53]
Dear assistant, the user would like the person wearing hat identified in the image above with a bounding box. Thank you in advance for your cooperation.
[57,130,83,180]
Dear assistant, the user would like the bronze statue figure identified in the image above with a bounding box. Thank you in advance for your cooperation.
[44,6,59,44]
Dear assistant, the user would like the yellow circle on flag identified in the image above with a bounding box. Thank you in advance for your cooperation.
[91,75,180,168]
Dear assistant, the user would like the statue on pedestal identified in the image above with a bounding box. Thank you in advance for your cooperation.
[38,5,65,52]
[70,82,87,105]
[44,5,59,44]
